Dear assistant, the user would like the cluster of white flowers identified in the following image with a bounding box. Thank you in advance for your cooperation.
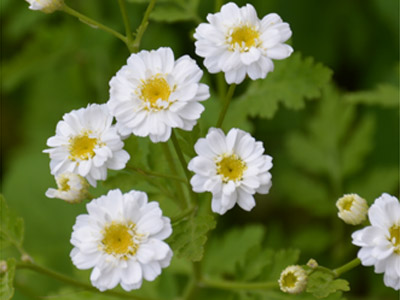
[38,1,294,293]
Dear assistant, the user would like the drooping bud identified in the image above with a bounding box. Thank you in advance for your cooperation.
[25,0,64,14]
[336,194,368,225]
[46,172,89,203]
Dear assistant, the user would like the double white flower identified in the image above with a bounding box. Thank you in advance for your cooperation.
[107,47,210,143]
[44,104,130,187]
[45,172,89,203]
[188,128,273,215]
[352,193,400,290]
[194,2,293,84]
[70,189,173,291]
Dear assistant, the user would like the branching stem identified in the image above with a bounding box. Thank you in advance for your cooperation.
[216,84,236,128]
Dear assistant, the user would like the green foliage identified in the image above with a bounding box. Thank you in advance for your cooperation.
[0,259,16,300]
[168,214,216,261]
[344,84,399,108]
[306,268,350,299]
[0,196,24,253]
[175,126,201,158]
[150,0,200,23]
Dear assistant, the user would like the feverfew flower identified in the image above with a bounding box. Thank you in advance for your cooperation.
[194,2,293,84]
[352,193,400,290]
[336,193,369,225]
[107,47,210,143]
[70,189,173,291]
[43,104,130,187]
[188,128,272,215]
[46,172,89,203]
[25,0,63,13]
[279,265,308,294]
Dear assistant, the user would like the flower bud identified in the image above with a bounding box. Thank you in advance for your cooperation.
[46,172,89,203]
[336,194,368,225]
[0,261,7,273]
[306,258,318,269]
[25,0,64,14]
[278,265,308,294]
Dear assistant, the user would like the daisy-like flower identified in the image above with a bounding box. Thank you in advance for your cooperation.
[46,172,89,203]
[43,104,130,187]
[25,0,63,13]
[70,189,173,291]
[188,128,272,215]
[194,2,293,84]
[278,265,308,294]
[107,47,210,143]
[336,193,369,225]
[352,193,400,290]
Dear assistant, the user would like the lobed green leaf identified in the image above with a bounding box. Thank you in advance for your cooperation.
[306,269,350,299]
[0,196,24,252]
[344,84,399,108]
[0,258,16,300]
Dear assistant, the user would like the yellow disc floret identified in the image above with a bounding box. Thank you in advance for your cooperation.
[69,132,98,161]
[389,224,400,254]
[229,25,260,52]
[140,76,171,110]
[216,154,247,182]
[101,222,138,257]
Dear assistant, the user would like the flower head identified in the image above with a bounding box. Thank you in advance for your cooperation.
[25,0,63,13]
[352,193,400,290]
[46,172,89,203]
[188,128,273,215]
[194,2,293,84]
[279,265,308,294]
[336,193,369,225]
[43,104,130,187]
[70,189,173,291]
[107,47,210,143]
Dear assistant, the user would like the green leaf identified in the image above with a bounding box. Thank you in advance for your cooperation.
[230,53,332,120]
[344,84,399,108]
[150,0,200,23]
[262,249,300,281]
[306,269,350,299]
[0,258,16,300]
[0,196,24,252]
[168,214,216,261]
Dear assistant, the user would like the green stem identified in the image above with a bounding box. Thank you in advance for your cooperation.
[216,84,236,128]
[61,5,127,44]
[16,261,159,300]
[171,206,195,224]
[201,278,278,291]
[333,258,361,277]
[131,0,157,53]
[127,165,186,183]
[118,0,134,52]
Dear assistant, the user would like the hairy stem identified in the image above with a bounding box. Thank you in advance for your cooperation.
[333,258,361,277]
[216,84,236,128]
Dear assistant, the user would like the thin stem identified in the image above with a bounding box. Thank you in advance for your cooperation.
[16,261,159,300]
[201,278,279,291]
[118,0,134,52]
[162,143,188,209]
[333,258,361,277]
[170,131,191,184]
[61,5,127,44]
[127,165,186,183]
[216,84,236,128]
[171,206,195,224]
[131,0,157,53]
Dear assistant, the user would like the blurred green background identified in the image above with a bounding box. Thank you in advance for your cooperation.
[1,0,399,299]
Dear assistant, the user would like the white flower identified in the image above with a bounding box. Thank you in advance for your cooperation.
[278,265,308,294]
[107,47,210,143]
[188,128,273,215]
[351,193,400,290]
[194,2,293,84]
[46,172,89,203]
[43,104,130,187]
[336,193,369,225]
[25,0,63,13]
[70,189,173,292]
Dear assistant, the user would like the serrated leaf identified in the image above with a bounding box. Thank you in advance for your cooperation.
[0,196,24,251]
[168,214,216,261]
[230,53,332,120]
[0,258,16,300]
[306,269,350,299]
[344,84,399,108]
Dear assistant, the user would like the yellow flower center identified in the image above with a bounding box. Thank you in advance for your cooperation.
[140,76,171,109]
[282,272,298,288]
[58,176,70,191]
[101,222,138,257]
[216,154,246,182]
[229,25,260,51]
[339,197,354,211]
[69,133,98,161]
[389,224,400,254]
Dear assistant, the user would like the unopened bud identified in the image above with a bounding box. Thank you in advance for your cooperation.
[306,258,318,269]
[336,194,368,225]
[25,0,64,14]
[279,265,308,294]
